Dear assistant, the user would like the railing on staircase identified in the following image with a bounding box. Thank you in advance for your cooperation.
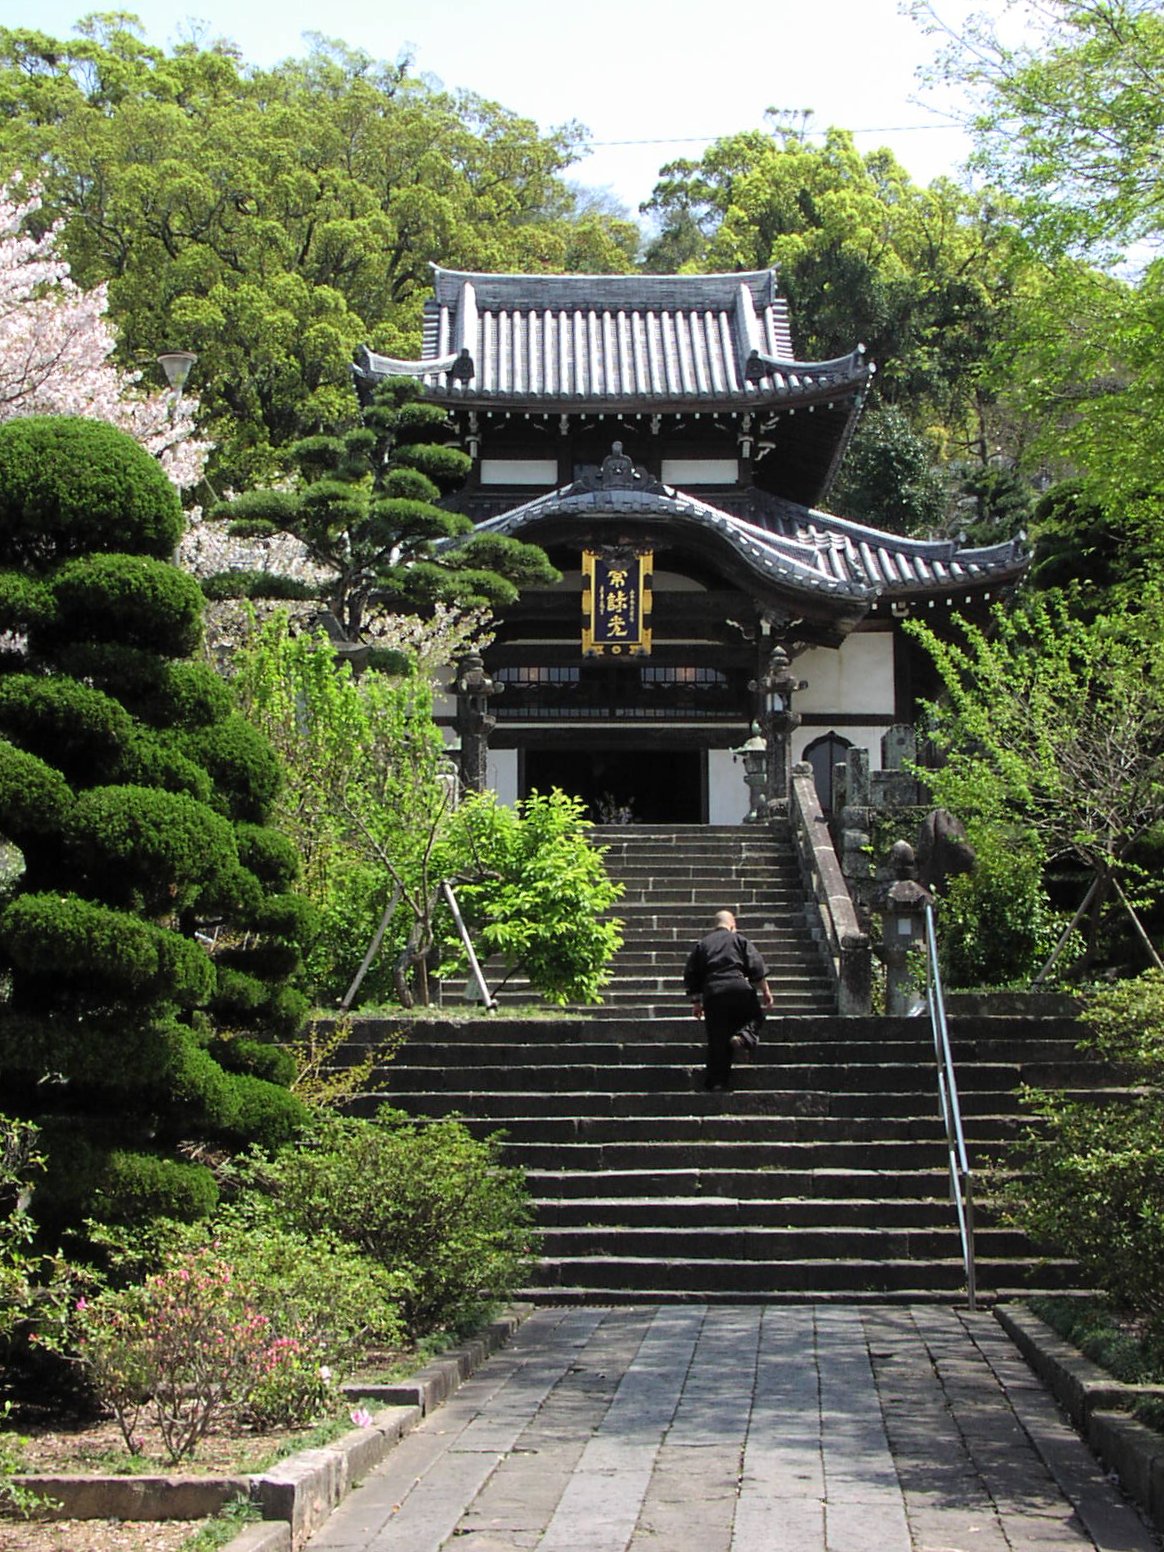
[788,763,872,1015]
[923,900,977,1310]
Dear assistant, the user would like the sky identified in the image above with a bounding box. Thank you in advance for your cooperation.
[13,0,1000,216]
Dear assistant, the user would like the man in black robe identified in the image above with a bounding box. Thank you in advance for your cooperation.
[684,910,773,1090]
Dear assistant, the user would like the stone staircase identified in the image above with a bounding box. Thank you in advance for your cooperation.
[469,821,837,1017]
[347,1003,1124,1304]
[343,825,1117,1303]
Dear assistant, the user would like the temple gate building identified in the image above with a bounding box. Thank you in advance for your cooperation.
[356,267,1026,824]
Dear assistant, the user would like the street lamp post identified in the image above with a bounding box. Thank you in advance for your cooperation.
[156,351,198,396]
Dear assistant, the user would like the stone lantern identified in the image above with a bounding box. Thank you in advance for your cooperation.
[452,652,501,793]
[752,645,804,806]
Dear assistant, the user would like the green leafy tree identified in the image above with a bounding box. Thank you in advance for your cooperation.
[439,790,624,1006]
[230,611,453,1007]
[0,19,639,488]
[643,118,1030,498]
[232,614,622,1008]
[209,377,558,646]
[908,590,1164,974]
[0,416,311,1242]
[829,405,950,534]
[918,0,1164,555]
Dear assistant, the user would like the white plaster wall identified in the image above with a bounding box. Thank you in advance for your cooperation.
[487,748,519,807]
[795,633,894,716]
[708,748,745,825]
[661,458,740,486]
[479,458,558,485]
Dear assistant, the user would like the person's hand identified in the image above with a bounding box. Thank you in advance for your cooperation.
[761,990,774,1009]
[692,999,703,1019]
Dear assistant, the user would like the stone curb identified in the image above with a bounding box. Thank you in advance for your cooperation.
[996,1303,1164,1534]
[13,1305,531,1549]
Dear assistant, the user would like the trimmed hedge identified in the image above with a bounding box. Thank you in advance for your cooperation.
[41,553,205,659]
[2,893,216,1007]
[234,823,300,892]
[179,715,282,822]
[64,784,239,915]
[96,1150,220,1225]
[0,740,73,845]
[0,675,134,787]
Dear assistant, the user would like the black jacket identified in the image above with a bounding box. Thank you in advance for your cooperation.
[683,928,766,997]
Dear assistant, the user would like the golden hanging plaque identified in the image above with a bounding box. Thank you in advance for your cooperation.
[582,547,653,656]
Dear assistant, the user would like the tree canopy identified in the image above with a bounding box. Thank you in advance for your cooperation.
[919,0,1164,547]
[208,376,559,646]
[642,118,1032,495]
[0,16,640,489]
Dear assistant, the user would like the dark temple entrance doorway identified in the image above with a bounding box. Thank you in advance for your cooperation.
[522,747,704,824]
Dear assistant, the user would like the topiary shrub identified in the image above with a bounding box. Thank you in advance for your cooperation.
[0,743,74,849]
[0,417,311,1251]
[0,416,182,567]
[178,715,282,822]
[39,554,205,659]
[95,1151,220,1226]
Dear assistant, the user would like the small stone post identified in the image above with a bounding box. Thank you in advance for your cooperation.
[879,839,933,1016]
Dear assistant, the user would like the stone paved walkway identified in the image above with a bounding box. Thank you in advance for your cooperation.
[307,1306,1161,1552]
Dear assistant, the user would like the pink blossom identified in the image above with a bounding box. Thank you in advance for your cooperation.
[0,180,211,488]
[349,1407,374,1429]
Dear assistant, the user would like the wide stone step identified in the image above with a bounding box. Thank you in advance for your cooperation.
[535,1195,956,1229]
[364,1088,1045,1123]
[362,1059,1065,1095]
[524,1166,951,1200]
[535,1223,1036,1262]
[502,1137,963,1171]
[523,1256,1080,1302]
[526,1254,981,1296]
[440,1113,1029,1147]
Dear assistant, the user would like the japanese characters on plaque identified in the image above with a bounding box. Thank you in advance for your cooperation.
[581,548,653,656]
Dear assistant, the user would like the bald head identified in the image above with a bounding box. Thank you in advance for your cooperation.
[714,910,736,930]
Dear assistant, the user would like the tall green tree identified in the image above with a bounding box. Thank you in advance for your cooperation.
[233,614,622,1009]
[908,590,1164,973]
[918,0,1164,548]
[0,17,640,488]
[642,119,1030,490]
[0,417,310,1242]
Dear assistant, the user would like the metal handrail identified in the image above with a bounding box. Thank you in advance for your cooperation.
[923,901,976,1309]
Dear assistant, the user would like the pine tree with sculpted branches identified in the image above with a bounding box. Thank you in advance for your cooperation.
[0,181,210,489]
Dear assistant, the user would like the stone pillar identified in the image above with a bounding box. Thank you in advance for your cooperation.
[452,652,501,794]
[879,724,920,806]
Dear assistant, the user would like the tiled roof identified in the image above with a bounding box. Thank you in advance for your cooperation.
[354,267,871,411]
[463,473,1026,608]
[743,493,1028,597]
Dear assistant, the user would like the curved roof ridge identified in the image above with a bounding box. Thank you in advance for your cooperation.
[456,481,876,602]
[796,507,961,559]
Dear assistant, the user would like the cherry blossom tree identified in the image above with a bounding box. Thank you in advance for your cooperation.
[0,181,210,489]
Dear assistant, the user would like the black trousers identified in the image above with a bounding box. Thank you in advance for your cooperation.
[702,979,761,1087]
